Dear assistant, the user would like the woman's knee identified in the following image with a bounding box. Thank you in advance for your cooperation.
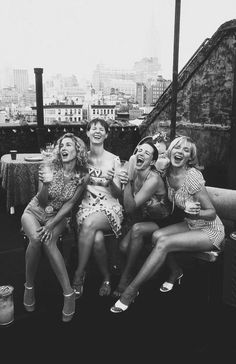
[80,217,97,235]
[152,234,169,253]
[130,223,145,240]
[119,239,128,254]
[42,238,57,252]
[93,232,105,253]
[27,232,41,245]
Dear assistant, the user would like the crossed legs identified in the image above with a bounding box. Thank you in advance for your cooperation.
[116,221,213,306]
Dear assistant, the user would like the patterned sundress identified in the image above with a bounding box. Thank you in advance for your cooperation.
[76,158,124,238]
[166,168,225,250]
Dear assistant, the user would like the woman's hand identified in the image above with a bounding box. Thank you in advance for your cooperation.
[184,201,201,218]
[105,168,115,181]
[37,223,53,242]
[38,165,53,184]
[118,170,129,186]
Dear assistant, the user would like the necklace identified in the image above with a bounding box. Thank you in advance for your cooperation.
[63,171,74,178]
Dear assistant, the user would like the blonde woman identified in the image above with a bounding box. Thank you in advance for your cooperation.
[110,136,225,313]
[22,133,89,322]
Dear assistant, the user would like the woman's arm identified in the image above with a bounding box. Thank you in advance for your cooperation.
[37,179,49,208]
[193,186,216,220]
[124,174,161,214]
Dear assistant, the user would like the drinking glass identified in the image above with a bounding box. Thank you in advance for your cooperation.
[119,159,129,190]
[40,145,55,183]
[184,197,200,216]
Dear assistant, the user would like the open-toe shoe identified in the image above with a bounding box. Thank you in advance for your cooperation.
[160,273,183,293]
[110,291,139,313]
[62,291,75,323]
[99,281,111,296]
[23,283,35,312]
[72,272,86,300]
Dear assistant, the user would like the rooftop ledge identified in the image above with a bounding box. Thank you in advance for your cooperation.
[158,120,230,131]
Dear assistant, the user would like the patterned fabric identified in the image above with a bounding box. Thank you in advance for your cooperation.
[134,169,171,221]
[76,161,124,238]
[1,154,41,211]
[40,169,84,212]
[166,168,225,250]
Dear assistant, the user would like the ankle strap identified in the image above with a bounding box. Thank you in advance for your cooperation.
[24,283,34,290]
[64,291,75,297]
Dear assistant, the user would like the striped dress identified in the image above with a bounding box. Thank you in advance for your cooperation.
[166,168,225,250]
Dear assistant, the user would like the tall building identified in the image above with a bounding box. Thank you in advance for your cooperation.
[133,57,161,83]
[13,69,29,92]
[92,64,135,94]
[136,75,171,106]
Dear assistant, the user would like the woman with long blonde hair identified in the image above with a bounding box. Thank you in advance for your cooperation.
[110,135,225,313]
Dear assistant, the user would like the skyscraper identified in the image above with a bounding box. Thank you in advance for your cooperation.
[13,69,29,92]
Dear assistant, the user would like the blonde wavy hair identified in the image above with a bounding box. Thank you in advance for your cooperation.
[53,133,88,174]
[166,136,198,167]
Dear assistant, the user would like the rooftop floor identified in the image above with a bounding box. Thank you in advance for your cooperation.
[0,189,235,361]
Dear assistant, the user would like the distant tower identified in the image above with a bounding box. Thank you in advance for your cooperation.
[13,69,29,92]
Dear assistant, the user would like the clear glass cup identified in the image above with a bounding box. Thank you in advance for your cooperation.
[119,159,129,189]
[184,198,200,215]
[40,145,55,183]
[0,286,14,326]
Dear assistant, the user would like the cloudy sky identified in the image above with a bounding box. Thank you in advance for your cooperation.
[1,0,236,82]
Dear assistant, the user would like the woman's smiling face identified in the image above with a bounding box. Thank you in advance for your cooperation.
[135,143,154,170]
[87,121,107,144]
[60,137,77,163]
[170,139,192,168]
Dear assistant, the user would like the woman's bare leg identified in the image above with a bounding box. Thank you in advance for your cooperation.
[93,230,111,296]
[43,218,75,316]
[73,212,111,289]
[114,222,159,296]
[21,212,42,290]
[42,218,71,294]
[163,253,183,284]
[120,222,213,305]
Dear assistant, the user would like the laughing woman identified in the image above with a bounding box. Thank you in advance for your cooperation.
[112,137,171,298]
[72,118,124,299]
[21,133,89,322]
[110,135,225,313]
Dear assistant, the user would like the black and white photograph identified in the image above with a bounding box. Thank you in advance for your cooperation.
[0,0,236,361]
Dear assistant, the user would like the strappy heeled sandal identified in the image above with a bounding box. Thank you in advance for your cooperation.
[160,273,183,293]
[99,280,111,296]
[62,291,75,323]
[23,283,36,312]
[72,272,86,300]
[110,291,139,313]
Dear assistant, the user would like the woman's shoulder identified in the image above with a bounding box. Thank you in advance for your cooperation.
[103,150,119,161]
[186,167,205,193]
[146,169,163,184]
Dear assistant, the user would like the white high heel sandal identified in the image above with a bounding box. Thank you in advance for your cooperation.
[23,283,36,312]
[160,273,183,293]
[110,291,139,313]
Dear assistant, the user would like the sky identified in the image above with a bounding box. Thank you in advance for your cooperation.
[1,0,236,83]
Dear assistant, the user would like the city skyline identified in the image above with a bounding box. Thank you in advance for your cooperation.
[1,0,236,84]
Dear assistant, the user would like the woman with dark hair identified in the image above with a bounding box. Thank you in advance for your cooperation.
[112,138,171,298]
[72,118,124,298]
[110,136,225,313]
[21,133,89,322]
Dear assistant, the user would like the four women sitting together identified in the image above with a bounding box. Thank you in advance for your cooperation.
[21,118,225,322]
